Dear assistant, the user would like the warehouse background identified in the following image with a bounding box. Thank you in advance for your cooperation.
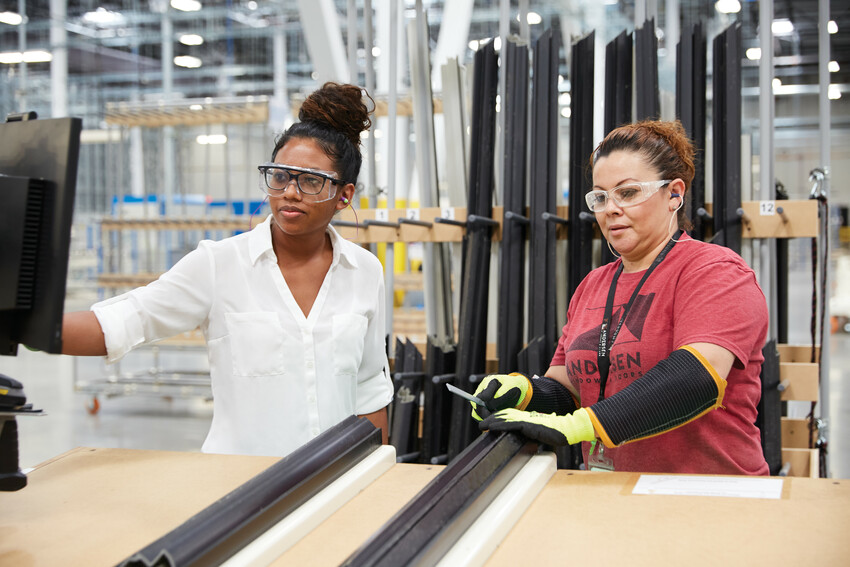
[0,0,848,476]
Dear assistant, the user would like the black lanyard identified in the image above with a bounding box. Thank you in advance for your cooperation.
[596,231,681,403]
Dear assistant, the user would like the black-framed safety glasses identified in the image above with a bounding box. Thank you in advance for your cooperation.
[257,163,346,203]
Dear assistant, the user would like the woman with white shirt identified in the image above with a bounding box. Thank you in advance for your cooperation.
[62,82,393,457]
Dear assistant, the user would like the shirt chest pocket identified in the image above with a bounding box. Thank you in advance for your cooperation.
[225,312,290,377]
[332,313,368,378]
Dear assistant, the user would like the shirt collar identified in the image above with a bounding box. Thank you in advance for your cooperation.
[248,214,359,269]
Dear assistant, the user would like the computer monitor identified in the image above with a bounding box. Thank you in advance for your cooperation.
[0,113,81,491]
[0,114,82,356]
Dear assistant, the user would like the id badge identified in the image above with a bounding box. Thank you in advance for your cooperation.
[588,440,614,472]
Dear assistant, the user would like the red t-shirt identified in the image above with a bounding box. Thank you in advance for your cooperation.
[551,234,770,475]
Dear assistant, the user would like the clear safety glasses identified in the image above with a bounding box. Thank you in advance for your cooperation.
[585,179,671,212]
[257,163,345,203]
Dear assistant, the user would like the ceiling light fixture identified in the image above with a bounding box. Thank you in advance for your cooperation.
[746,47,761,60]
[171,0,202,12]
[196,134,227,145]
[179,34,204,46]
[22,50,52,63]
[174,55,202,68]
[520,12,542,25]
[0,50,52,64]
[0,11,23,25]
[828,85,841,100]
[829,61,839,73]
[714,0,741,15]
[828,21,838,34]
[771,19,794,36]
[82,7,125,26]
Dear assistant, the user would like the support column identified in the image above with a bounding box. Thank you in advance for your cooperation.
[162,9,175,216]
[49,0,67,118]
[758,0,776,340]
[364,0,377,208]
[17,0,27,112]
[817,0,831,473]
[271,25,291,129]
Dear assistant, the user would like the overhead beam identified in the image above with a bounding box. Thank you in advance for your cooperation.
[296,0,349,83]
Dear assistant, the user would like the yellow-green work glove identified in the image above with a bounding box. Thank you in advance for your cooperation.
[479,408,596,446]
[471,373,533,421]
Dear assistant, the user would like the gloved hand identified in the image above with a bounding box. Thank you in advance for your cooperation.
[470,373,532,421]
[479,408,596,446]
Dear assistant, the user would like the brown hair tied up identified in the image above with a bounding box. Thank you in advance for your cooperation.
[272,82,375,185]
[591,120,696,230]
[299,82,373,149]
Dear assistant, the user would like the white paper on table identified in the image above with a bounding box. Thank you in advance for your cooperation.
[632,475,784,499]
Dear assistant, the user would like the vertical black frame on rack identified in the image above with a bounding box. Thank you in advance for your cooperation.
[448,42,499,461]
[496,39,530,374]
[711,22,743,254]
[635,18,660,121]
[524,28,561,376]
[601,29,633,266]
[676,22,708,242]
[567,32,596,305]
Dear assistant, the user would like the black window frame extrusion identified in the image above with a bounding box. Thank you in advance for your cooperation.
[775,183,789,343]
[635,18,660,121]
[676,22,708,242]
[422,336,457,465]
[390,338,424,462]
[341,431,537,567]
[567,31,596,306]
[601,29,634,266]
[522,27,561,377]
[118,415,382,567]
[711,22,743,254]
[497,39,530,374]
[447,42,499,462]
[758,339,783,475]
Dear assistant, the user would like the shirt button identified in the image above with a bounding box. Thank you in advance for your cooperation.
[306,359,314,368]
[312,428,320,436]
[308,395,316,403]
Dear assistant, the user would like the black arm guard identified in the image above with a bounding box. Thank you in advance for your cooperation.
[587,346,726,447]
[525,376,579,415]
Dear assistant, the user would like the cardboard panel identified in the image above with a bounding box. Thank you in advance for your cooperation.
[0,448,278,566]
[739,199,819,238]
[777,344,820,363]
[485,470,848,566]
[779,362,820,401]
[781,417,816,449]
[270,463,441,566]
[781,448,820,479]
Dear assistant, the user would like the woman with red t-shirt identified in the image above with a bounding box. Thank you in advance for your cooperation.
[474,120,769,475]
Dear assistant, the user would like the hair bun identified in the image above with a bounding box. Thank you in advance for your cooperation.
[298,82,373,148]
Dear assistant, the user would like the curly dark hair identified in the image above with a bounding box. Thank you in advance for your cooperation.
[271,82,374,185]
[590,120,696,230]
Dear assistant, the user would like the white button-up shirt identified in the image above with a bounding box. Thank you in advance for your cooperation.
[92,215,393,457]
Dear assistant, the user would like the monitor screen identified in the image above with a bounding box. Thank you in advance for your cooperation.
[0,116,82,356]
